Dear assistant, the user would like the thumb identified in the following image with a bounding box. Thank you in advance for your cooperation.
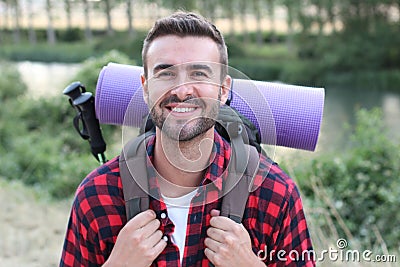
[210,209,220,217]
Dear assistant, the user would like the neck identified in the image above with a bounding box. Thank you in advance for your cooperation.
[153,128,214,192]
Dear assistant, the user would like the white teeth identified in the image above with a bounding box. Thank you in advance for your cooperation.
[172,107,196,113]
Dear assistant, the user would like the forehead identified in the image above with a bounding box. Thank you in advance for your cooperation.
[146,35,220,70]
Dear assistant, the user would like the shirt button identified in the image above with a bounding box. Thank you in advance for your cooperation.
[160,212,167,219]
[163,235,168,242]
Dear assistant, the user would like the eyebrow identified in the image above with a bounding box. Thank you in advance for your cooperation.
[152,63,214,75]
[153,64,174,73]
[187,64,213,73]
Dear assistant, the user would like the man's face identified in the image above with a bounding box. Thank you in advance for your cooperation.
[141,36,231,141]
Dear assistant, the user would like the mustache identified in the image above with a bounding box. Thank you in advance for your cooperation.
[159,95,205,108]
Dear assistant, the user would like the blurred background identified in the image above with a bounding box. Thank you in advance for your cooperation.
[0,0,399,266]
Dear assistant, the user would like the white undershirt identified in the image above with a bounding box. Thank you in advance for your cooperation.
[162,190,197,264]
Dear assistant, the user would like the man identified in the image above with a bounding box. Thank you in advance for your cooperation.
[60,12,315,267]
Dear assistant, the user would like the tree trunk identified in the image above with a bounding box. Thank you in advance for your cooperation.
[227,0,236,38]
[27,0,37,44]
[266,0,277,43]
[239,1,249,43]
[13,0,21,44]
[126,0,135,38]
[2,2,9,30]
[65,0,72,29]
[285,4,294,51]
[46,0,56,44]
[104,0,114,36]
[254,0,263,46]
[82,0,92,41]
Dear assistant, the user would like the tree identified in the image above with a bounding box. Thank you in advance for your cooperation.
[27,0,37,44]
[46,0,56,44]
[197,0,218,22]
[238,0,250,43]
[280,0,300,51]
[252,0,264,46]
[225,0,237,39]
[266,0,277,43]
[102,0,114,36]
[0,0,11,30]
[81,0,92,41]
[8,0,21,44]
[159,0,196,11]
[64,0,73,29]
[126,0,135,37]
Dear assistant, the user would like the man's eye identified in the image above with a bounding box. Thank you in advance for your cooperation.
[191,71,209,79]
[156,71,175,79]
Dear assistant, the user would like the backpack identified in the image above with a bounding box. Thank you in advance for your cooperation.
[120,104,263,224]
[63,81,264,223]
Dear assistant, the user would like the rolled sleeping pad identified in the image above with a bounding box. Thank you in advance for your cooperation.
[95,63,325,151]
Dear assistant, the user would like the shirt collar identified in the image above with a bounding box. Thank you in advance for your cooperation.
[146,130,231,192]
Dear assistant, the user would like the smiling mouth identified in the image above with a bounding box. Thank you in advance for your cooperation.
[171,107,196,113]
[164,103,200,115]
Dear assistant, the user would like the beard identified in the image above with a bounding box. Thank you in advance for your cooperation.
[149,94,221,141]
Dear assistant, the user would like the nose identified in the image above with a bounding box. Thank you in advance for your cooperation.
[170,83,195,101]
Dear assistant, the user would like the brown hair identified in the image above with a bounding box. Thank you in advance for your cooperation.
[142,12,228,79]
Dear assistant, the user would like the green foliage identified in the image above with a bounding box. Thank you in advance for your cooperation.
[0,53,134,198]
[297,108,400,250]
[0,43,95,63]
[58,28,84,43]
[229,58,283,81]
[92,31,147,64]
[0,90,98,198]
[71,49,134,93]
[324,69,400,91]
[0,61,27,101]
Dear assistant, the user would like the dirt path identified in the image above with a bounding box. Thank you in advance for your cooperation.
[0,179,72,267]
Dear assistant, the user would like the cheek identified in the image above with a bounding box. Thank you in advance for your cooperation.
[147,90,167,109]
[200,85,221,99]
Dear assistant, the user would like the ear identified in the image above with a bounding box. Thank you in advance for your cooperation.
[141,73,149,105]
[219,75,232,105]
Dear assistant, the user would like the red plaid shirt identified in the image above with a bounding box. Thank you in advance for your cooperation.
[60,132,315,267]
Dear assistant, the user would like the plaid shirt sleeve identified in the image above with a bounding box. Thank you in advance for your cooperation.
[60,157,125,267]
[245,157,315,267]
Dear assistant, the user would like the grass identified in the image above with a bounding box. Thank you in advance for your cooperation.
[0,42,97,63]
[244,42,297,60]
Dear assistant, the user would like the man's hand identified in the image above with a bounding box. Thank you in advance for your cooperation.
[204,209,265,267]
[103,209,167,267]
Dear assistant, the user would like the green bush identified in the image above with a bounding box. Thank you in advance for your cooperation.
[296,108,400,250]
[71,49,134,93]
[0,43,95,63]
[0,53,135,199]
[58,28,84,43]
[0,93,98,198]
[324,69,400,92]
[229,58,283,81]
[93,31,147,63]
[0,61,27,101]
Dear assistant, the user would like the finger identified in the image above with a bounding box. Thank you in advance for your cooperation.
[210,209,220,217]
[204,236,222,253]
[204,247,217,265]
[151,237,168,257]
[210,215,239,231]
[140,218,161,239]
[127,209,157,230]
[146,230,164,248]
[207,227,227,243]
